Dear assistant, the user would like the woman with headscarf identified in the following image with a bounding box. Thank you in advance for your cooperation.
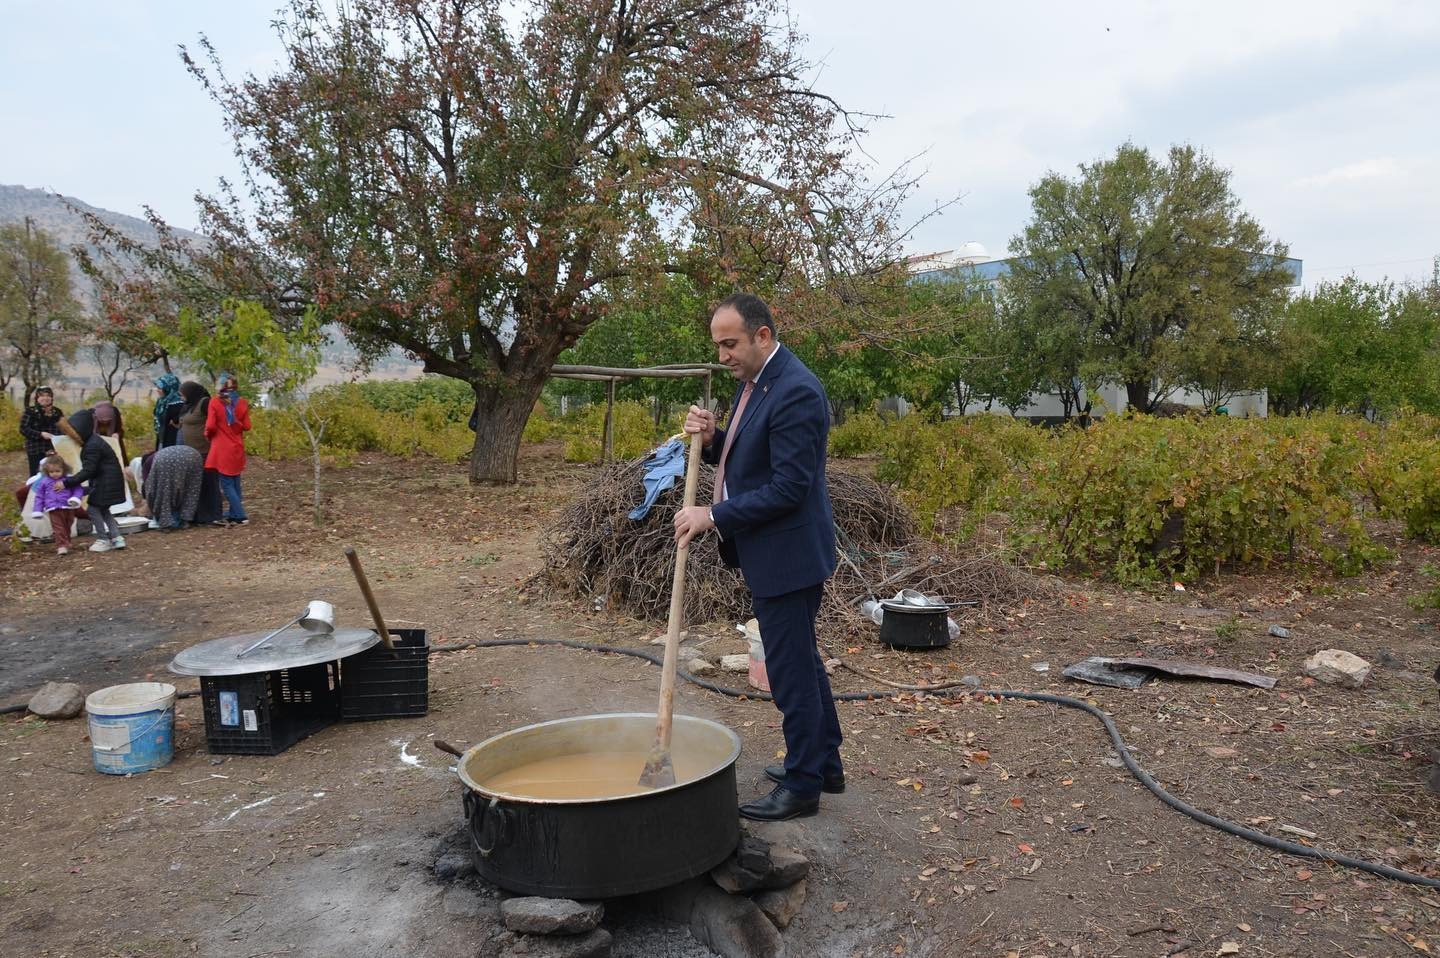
[178,381,223,525]
[142,444,205,530]
[90,400,129,465]
[152,373,185,448]
[204,371,252,525]
[18,386,64,477]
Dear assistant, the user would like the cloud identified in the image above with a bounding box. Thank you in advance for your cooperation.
[1293,158,1405,189]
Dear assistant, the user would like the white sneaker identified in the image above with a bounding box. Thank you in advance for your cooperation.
[112,535,126,549]
[147,519,160,530]
[56,546,69,556]
[89,540,113,553]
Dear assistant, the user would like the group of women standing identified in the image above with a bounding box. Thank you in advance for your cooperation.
[139,372,251,529]
[16,372,252,541]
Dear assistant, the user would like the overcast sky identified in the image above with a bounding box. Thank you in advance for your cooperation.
[3,0,1436,287]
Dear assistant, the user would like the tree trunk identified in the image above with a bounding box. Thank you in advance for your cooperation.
[468,377,548,484]
[1125,380,1152,414]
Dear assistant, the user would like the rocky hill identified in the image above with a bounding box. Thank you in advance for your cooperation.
[0,184,421,400]
[0,183,203,272]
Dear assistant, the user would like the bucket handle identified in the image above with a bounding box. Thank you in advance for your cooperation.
[90,706,174,753]
[465,793,510,858]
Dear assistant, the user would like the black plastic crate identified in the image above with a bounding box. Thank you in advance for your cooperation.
[340,628,429,721]
[201,662,341,755]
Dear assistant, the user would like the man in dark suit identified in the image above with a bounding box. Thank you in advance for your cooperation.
[674,293,844,821]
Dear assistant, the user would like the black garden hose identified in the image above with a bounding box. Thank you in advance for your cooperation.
[6,635,1437,889]
[429,637,1440,889]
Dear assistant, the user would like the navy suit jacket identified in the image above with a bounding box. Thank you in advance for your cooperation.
[706,344,836,599]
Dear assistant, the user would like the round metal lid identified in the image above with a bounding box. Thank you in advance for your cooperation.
[879,600,950,615]
[168,627,380,676]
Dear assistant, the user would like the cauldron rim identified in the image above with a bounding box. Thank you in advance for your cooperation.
[455,712,741,804]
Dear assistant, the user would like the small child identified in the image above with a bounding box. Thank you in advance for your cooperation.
[31,455,84,556]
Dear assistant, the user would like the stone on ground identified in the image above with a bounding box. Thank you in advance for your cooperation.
[688,886,784,958]
[720,654,750,673]
[710,832,772,893]
[754,878,807,929]
[760,845,809,889]
[500,927,612,958]
[433,851,475,881]
[501,897,604,935]
[1302,649,1372,688]
[30,682,85,719]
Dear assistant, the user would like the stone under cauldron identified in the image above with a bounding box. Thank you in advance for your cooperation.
[434,821,811,958]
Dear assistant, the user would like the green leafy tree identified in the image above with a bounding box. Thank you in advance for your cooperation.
[181,0,912,483]
[157,299,324,396]
[0,218,84,400]
[1003,143,1293,413]
[554,276,714,421]
[1269,276,1440,417]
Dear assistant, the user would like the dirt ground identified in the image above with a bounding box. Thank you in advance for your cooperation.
[3,443,1440,958]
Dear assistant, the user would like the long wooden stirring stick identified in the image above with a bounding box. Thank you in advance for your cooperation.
[638,432,705,789]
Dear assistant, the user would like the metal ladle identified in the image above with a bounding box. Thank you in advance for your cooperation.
[236,600,336,658]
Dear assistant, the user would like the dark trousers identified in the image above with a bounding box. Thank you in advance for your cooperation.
[27,450,47,478]
[751,582,843,799]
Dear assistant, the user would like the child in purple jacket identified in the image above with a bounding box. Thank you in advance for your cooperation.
[31,455,84,556]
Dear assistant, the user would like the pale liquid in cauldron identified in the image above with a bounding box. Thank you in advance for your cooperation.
[481,749,711,799]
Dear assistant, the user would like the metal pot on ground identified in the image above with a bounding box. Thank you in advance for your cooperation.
[878,600,952,649]
[449,713,741,898]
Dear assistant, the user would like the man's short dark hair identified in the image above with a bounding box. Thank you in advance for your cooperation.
[717,293,776,337]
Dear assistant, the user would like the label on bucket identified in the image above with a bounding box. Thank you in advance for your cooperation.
[243,709,258,732]
[91,722,133,755]
[219,691,240,727]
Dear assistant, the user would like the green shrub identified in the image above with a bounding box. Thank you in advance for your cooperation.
[249,385,474,464]
[0,397,23,453]
[556,401,667,463]
[875,414,1050,538]
[346,377,475,421]
[1412,564,1440,611]
[1020,415,1385,583]
[829,411,891,458]
[1357,414,1440,543]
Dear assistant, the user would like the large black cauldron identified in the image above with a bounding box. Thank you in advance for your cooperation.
[455,713,741,898]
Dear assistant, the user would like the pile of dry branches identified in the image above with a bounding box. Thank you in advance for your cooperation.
[540,456,1057,634]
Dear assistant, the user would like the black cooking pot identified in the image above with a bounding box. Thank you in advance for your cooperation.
[453,713,741,898]
[879,602,951,649]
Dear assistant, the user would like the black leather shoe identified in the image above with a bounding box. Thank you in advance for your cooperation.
[765,764,845,794]
[739,785,820,822]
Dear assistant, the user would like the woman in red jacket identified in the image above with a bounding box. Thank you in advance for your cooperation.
[204,372,252,525]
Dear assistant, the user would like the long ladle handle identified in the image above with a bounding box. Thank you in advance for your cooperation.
[639,432,705,787]
[237,613,303,659]
[345,547,395,650]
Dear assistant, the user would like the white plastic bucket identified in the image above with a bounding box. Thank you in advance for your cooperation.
[86,682,177,775]
[742,619,770,692]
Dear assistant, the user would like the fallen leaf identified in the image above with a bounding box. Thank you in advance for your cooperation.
[1218,943,1241,955]
[1237,923,1251,932]
[1008,797,1025,809]
[1017,842,1034,854]
[831,901,849,913]
[1204,746,1238,759]
[1296,869,1314,881]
